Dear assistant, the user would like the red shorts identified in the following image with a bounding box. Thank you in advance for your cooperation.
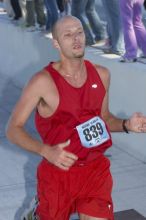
[36,154,114,220]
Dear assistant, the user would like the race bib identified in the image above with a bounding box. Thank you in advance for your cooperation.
[76,116,110,148]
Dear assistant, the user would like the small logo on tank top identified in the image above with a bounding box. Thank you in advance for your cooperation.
[92,84,97,88]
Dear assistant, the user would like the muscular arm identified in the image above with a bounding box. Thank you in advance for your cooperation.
[6,70,77,170]
[95,65,146,133]
[6,71,48,154]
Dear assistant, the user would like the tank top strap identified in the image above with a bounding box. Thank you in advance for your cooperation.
[44,60,104,91]
[84,60,99,77]
[84,60,105,90]
[45,60,97,78]
[45,62,61,82]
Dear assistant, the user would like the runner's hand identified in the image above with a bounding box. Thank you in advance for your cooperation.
[127,112,146,133]
[40,140,78,170]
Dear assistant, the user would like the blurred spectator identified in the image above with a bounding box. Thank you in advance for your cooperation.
[64,0,72,15]
[144,0,146,9]
[10,0,22,20]
[71,0,107,45]
[57,0,71,15]
[44,0,59,31]
[57,0,66,13]
[102,0,124,55]
[25,0,46,31]
[119,0,146,62]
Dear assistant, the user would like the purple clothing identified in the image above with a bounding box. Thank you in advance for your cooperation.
[119,0,146,59]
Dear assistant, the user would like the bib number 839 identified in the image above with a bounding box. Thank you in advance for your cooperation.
[83,122,103,142]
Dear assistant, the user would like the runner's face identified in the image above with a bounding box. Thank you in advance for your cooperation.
[56,18,85,59]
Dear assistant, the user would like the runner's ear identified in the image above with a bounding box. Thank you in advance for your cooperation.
[53,39,60,50]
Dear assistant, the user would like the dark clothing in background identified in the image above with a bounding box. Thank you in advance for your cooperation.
[144,0,146,9]
[10,0,22,19]
[57,0,66,12]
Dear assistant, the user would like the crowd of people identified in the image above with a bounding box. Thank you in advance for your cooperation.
[3,0,70,31]
[2,0,146,62]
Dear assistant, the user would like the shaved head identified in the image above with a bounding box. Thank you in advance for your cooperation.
[52,15,83,40]
[51,15,85,59]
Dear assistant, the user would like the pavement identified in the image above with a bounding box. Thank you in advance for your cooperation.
[0,3,146,220]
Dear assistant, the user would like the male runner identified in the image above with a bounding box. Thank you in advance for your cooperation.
[6,15,146,220]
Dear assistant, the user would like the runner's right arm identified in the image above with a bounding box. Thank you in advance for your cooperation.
[6,71,77,170]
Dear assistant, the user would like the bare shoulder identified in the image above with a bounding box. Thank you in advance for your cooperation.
[18,68,56,107]
[28,68,52,87]
[94,64,111,90]
[25,68,54,95]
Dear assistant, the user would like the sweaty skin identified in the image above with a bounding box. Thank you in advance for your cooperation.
[6,15,146,220]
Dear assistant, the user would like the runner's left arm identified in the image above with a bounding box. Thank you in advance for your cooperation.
[95,64,146,133]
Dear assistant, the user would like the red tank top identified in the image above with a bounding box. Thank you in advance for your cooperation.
[35,60,112,164]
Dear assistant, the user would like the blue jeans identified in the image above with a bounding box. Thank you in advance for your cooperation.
[71,0,107,45]
[102,0,124,53]
[44,0,59,31]
[119,0,146,59]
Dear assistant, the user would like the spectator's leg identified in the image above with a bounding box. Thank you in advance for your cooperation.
[56,0,64,13]
[86,0,107,41]
[44,0,59,31]
[133,0,146,56]
[71,0,95,45]
[26,0,35,26]
[119,0,138,59]
[10,0,22,19]
[35,0,46,27]
[103,0,124,54]
[64,0,72,15]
